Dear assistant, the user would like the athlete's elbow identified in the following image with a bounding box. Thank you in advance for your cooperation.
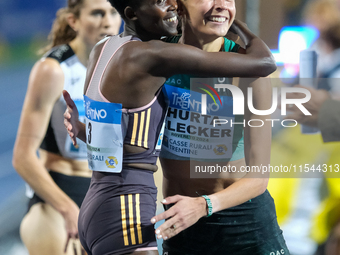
[12,150,22,174]
[257,56,277,77]
[12,148,29,175]
[244,175,268,199]
[267,55,277,74]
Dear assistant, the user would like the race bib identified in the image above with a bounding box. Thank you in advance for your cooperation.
[162,79,235,160]
[84,95,123,173]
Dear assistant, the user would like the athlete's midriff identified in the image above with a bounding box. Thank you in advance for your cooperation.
[123,144,159,172]
[160,157,246,197]
[39,149,92,178]
[40,147,158,175]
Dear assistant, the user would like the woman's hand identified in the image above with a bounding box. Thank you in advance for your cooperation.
[285,85,330,127]
[150,195,207,240]
[63,90,86,144]
[63,201,81,253]
[229,19,247,34]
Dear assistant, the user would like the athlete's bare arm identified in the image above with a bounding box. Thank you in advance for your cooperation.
[93,26,275,107]
[98,17,276,107]
[64,19,275,141]
[140,19,275,79]
[13,59,80,242]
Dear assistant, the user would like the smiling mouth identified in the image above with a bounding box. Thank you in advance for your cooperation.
[165,16,178,23]
[208,17,228,23]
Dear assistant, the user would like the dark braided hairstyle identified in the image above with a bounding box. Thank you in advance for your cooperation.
[108,0,144,19]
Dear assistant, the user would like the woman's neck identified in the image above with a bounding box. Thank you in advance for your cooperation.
[69,38,92,67]
[180,25,224,52]
[123,23,162,42]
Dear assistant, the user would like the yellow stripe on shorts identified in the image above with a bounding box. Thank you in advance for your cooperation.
[120,195,129,246]
[128,194,136,245]
[135,194,143,244]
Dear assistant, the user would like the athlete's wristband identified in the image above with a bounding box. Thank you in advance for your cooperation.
[201,195,213,217]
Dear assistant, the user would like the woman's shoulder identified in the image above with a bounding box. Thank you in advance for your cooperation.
[26,57,64,103]
[31,56,64,85]
[43,44,75,63]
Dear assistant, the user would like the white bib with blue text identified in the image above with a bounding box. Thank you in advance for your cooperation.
[162,81,235,159]
[84,95,123,173]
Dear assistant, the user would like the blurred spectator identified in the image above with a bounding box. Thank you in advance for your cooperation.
[303,0,340,35]
[317,23,340,95]
[285,86,340,142]
[303,0,340,74]
[268,3,340,255]
[286,82,340,255]
[324,221,340,255]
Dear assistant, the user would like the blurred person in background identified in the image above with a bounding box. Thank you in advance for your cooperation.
[317,23,340,95]
[286,85,340,255]
[303,0,340,37]
[286,20,340,255]
[303,0,340,74]
[285,86,339,142]
[324,221,340,255]
[12,0,121,254]
[286,23,340,136]
[270,6,340,254]
[266,2,340,255]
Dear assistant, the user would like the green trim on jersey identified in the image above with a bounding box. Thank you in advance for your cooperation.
[164,35,240,53]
